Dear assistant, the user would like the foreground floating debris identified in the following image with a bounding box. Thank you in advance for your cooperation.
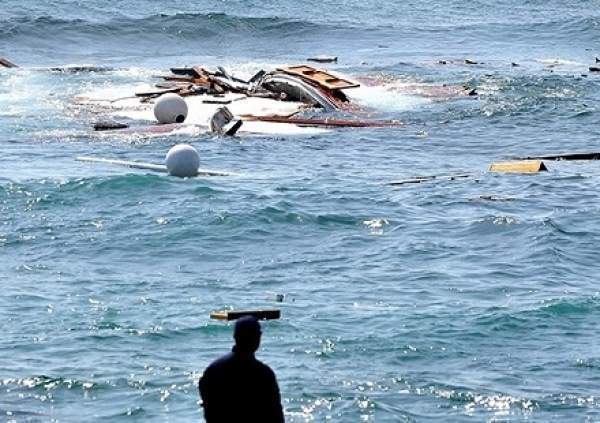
[489,160,548,173]
[387,160,553,187]
[518,152,600,161]
[242,116,402,128]
[307,55,338,63]
[0,57,18,68]
[387,173,472,186]
[93,121,129,131]
[210,309,281,321]
[77,144,231,178]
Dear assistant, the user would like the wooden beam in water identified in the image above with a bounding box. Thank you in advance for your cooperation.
[489,160,548,173]
[518,152,600,161]
[387,173,472,186]
[243,115,403,128]
[210,309,281,321]
[0,57,18,68]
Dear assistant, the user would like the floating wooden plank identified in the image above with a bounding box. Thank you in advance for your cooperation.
[0,57,17,68]
[388,173,472,186]
[489,160,548,173]
[518,152,600,161]
[93,121,129,131]
[192,66,209,78]
[210,309,281,321]
[242,115,402,128]
[157,75,195,82]
[50,66,113,73]
[589,66,600,72]
[202,98,232,104]
[135,87,184,97]
[278,65,359,90]
[170,67,195,76]
[307,55,338,63]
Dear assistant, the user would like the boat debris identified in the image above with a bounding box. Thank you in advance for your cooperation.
[93,121,129,131]
[307,55,338,63]
[517,152,600,161]
[242,115,402,128]
[0,57,18,68]
[75,62,417,133]
[489,160,548,173]
[210,309,281,321]
[77,144,232,178]
[387,173,472,186]
[50,65,114,73]
[209,107,243,136]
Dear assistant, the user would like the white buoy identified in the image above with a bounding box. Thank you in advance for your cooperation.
[165,144,200,177]
[154,93,188,124]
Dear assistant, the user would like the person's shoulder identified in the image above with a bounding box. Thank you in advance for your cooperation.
[205,351,235,372]
[255,358,277,377]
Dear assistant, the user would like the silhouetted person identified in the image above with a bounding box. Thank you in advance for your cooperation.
[199,316,284,422]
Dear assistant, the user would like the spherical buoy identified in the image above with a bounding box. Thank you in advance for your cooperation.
[165,144,199,177]
[154,93,188,124]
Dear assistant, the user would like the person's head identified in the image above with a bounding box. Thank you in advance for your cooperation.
[233,316,262,354]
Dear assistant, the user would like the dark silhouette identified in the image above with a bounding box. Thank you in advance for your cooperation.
[199,316,284,422]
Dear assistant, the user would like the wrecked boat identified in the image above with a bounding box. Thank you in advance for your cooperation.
[76,64,403,136]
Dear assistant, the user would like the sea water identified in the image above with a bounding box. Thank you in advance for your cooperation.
[1,1,600,421]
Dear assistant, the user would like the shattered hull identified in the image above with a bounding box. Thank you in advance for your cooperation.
[76,89,331,136]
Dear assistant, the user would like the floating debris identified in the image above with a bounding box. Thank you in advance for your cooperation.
[489,160,548,173]
[387,173,472,186]
[210,309,281,321]
[93,121,129,131]
[0,57,17,68]
[307,55,338,63]
[242,115,403,128]
[517,152,600,161]
[77,144,231,178]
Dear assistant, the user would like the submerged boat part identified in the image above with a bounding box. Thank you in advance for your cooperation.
[258,73,340,112]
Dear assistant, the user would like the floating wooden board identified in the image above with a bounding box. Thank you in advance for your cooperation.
[0,57,18,68]
[278,65,359,90]
[388,173,472,186]
[489,160,548,173]
[135,87,183,97]
[518,152,600,161]
[307,55,338,63]
[242,115,401,128]
[210,309,281,321]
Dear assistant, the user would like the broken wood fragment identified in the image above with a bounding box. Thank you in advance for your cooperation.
[387,174,471,186]
[210,309,281,321]
[278,65,359,90]
[0,57,17,68]
[517,152,600,161]
[242,115,402,128]
[93,121,129,131]
[307,55,338,63]
[135,87,184,98]
[489,160,548,173]
[50,66,113,73]
[170,67,195,76]
[192,66,209,78]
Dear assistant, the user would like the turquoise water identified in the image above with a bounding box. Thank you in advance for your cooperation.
[2,1,600,421]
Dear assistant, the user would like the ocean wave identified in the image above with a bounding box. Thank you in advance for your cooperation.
[0,12,324,41]
[1,375,96,392]
[474,296,600,333]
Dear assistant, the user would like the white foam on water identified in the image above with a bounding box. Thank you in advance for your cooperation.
[345,85,430,112]
[536,58,583,66]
